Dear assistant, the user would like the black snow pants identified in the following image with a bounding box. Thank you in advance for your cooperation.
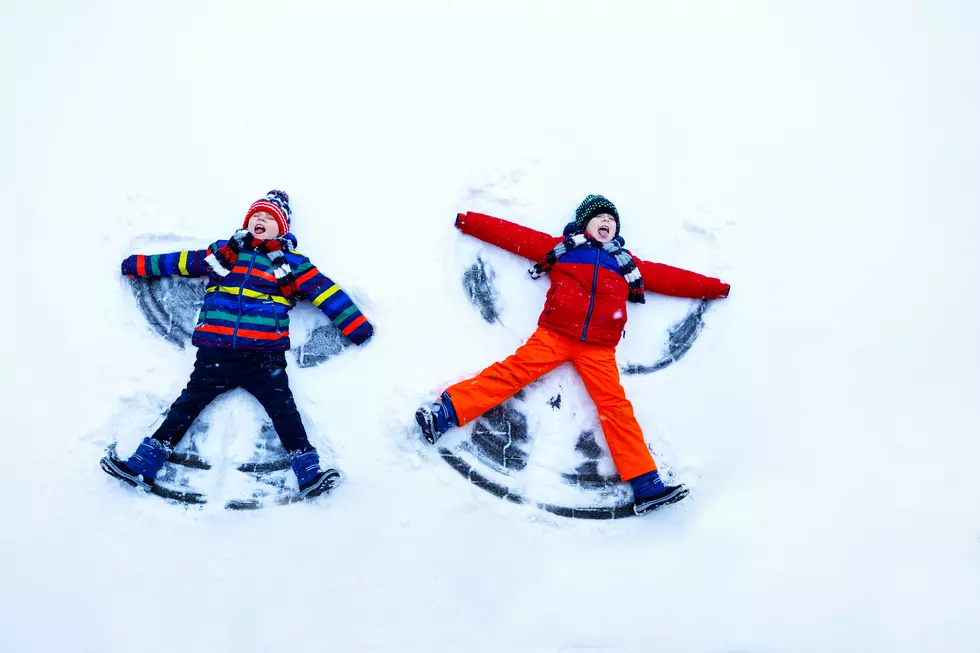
[151,347,312,453]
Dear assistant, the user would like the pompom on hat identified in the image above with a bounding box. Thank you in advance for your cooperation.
[244,190,291,236]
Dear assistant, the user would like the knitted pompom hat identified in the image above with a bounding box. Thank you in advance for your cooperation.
[572,194,620,236]
[244,190,291,236]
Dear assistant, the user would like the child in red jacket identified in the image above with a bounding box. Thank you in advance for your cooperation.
[416,195,730,514]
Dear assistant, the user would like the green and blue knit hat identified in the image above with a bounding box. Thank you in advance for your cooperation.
[571,194,620,236]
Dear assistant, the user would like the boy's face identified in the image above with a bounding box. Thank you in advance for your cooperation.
[585,213,617,244]
[246,211,281,240]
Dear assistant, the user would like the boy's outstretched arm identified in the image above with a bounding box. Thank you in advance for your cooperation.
[455,212,561,262]
[636,258,731,300]
[121,244,217,278]
[293,257,374,345]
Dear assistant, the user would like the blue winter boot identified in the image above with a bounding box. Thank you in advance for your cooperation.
[630,469,689,515]
[100,437,173,491]
[290,450,342,499]
[415,392,459,444]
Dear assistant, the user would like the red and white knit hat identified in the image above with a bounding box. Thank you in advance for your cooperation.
[243,190,291,235]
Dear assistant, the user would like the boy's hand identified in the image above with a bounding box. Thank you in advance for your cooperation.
[228,229,254,252]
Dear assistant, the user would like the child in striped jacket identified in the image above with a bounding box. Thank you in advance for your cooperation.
[101,190,374,499]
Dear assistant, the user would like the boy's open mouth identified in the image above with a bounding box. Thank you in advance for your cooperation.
[254,224,266,234]
[598,226,610,237]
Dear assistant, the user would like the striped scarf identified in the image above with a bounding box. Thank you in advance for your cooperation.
[205,230,298,301]
[529,233,646,304]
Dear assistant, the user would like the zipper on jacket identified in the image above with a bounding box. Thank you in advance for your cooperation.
[232,252,257,348]
[581,248,600,342]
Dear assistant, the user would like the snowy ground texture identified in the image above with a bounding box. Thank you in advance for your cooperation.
[3,1,980,652]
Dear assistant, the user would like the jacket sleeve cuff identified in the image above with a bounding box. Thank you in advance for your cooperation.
[347,322,374,346]
[709,280,730,299]
[121,256,136,276]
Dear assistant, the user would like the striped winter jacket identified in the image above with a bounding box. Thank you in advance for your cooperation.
[122,235,374,352]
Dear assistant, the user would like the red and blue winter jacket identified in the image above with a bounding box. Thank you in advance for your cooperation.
[122,235,373,352]
[456,212,728,347]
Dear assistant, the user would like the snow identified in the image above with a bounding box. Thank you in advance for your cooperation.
[3,1,980,651]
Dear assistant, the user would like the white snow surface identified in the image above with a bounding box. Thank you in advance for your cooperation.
[3,1,980,652]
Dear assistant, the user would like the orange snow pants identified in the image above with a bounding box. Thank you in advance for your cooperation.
[445,327,656,481]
